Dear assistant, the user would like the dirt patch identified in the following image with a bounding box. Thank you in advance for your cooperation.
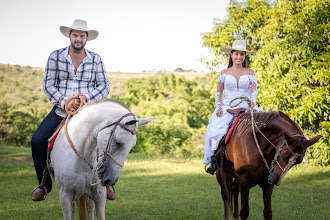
[0,156,31,164]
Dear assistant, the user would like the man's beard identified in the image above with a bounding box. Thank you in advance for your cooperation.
[71,41,86,51]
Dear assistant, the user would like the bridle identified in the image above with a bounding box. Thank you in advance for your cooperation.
[63,96,137,185]
[96,112,137,169]
[91,112,137,186]
[229,97,306,175]
[269,134,306,176]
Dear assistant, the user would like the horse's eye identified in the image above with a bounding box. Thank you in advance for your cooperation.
[115,141,121,146]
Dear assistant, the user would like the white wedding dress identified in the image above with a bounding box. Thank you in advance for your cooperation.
[203,72,264,164]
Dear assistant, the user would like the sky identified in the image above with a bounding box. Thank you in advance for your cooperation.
[0,0,229,72]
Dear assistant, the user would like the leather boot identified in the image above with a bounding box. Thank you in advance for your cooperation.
[206,162,216,175]
[31,186,51,201]
[106,186,116,200]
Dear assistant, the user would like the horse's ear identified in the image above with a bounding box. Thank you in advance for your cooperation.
[307,135,322,147]
[138,116,156,127]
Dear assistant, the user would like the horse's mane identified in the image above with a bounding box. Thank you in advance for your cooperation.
[278,111,304,136]
[82,98,131,112]
[235,111,279,136]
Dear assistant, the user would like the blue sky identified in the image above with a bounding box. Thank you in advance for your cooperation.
[0,0,229,72]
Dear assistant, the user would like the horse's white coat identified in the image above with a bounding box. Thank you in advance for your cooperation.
[51,100,154,220]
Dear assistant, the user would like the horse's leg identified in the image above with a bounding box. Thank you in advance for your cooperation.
[216,171,230,220]
[239,181,250,220]
[93,187,106,220]
[232,180,240,219]
[261,183,274,220]
[58,190,75,220]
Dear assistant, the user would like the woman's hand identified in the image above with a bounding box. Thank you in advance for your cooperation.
[216,108,223,117]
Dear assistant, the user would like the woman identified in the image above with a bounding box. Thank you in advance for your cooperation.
[204,40,263,174]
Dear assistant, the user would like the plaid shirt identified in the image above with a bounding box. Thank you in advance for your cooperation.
[43,47,110,109]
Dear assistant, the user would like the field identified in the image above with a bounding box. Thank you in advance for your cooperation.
[0,145,329,220]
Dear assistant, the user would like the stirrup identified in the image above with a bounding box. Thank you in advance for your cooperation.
[31,185,48,200]
[205,162,216,175]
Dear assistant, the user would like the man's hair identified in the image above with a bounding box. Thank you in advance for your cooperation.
[69,30,88,37]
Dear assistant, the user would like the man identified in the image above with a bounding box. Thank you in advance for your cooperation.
[31,19,115,201]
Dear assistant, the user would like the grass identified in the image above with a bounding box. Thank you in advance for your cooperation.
[0,145,329,219]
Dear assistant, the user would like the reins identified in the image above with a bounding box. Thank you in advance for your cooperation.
[229,97,272,170]
[64,95,94,169]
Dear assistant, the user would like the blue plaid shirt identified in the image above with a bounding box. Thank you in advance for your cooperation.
[43,47,110,109]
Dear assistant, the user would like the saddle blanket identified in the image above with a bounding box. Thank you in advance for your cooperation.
[48,125,64,151]
[225,113,243,144]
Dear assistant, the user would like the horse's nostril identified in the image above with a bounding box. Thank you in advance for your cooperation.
[268,179,272,184]
[103,179,111,186]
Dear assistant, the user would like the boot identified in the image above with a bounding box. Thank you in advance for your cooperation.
[206,162,216,175]
[106,186,116,200]
[31,185,52,201]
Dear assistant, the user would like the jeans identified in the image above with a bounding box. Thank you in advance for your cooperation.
[31,105,63,188]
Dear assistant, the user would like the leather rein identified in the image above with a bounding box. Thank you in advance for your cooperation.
[229,97,305,174]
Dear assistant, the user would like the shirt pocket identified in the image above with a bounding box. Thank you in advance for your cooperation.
[57,62,71,80]
[81,64,96,82]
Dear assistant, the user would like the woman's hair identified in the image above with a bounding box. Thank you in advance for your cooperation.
[228,50,247,68]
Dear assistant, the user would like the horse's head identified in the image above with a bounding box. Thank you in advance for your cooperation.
[96,114,155,187]
[268,113,322,185]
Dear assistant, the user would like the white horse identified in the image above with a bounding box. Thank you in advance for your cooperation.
[51,99,154,220]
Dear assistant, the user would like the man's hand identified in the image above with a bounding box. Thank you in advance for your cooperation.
[76,93,87,102]
[216,108,223,117]
[67,97,81,111]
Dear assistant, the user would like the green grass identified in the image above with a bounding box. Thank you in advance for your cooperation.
[0,145,329,219]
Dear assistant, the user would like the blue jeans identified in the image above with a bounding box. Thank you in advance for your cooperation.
[31,105,63,187]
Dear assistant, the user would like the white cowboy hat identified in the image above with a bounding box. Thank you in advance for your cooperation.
[60,19,99,41]
[221,40,254,55]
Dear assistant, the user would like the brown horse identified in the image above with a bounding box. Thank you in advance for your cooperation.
[214,111,322,220]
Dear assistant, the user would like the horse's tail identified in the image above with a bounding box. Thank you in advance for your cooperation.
[77,195,88,220]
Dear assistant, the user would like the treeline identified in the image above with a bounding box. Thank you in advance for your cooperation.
[112,73,214,156]
[202,0,329,166]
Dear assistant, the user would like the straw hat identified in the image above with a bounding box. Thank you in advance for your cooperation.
[221,40,254,55]
[60,19,99,41]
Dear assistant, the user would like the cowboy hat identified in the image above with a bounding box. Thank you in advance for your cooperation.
[221,40,254,55]
[60,19,99,41]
